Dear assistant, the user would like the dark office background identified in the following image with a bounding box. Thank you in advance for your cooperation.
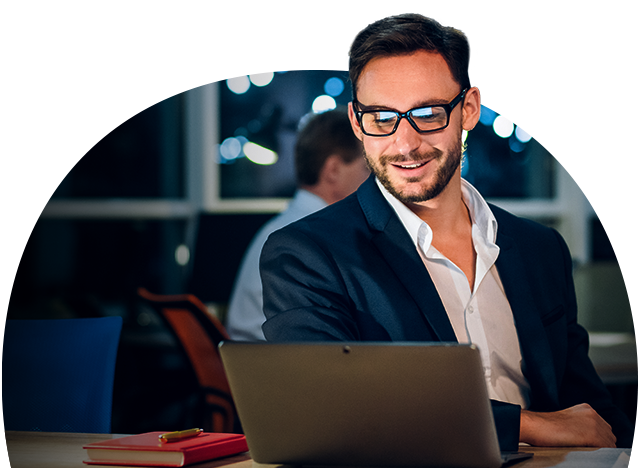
[2,14,638,432]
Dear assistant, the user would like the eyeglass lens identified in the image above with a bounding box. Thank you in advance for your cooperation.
[360,107,449,135]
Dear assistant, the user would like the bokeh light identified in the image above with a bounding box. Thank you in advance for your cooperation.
[226,76,251,94]
[324,77,345,97]
[493,115,514,139]
[250,72,274,87]
[243,142,278,165]
[312,95,337,113]
[175,244,190,266]
[515,126,532,143]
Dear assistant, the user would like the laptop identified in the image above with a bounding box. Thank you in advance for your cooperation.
[219,341,532,468]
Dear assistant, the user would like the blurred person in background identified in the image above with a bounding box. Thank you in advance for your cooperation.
[226,107,368,340]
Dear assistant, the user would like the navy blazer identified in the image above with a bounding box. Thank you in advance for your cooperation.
[260,175,633,449]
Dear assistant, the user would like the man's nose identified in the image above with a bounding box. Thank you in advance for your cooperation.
[393,117,425,155]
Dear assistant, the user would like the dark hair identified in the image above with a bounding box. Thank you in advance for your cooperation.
[295,107,362,186]
[348,13,471,100]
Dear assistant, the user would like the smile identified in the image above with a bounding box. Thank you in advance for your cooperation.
[393,161,429,169]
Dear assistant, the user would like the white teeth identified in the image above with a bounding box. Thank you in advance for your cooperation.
[399,162,426,169]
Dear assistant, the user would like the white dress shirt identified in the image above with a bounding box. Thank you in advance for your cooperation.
[377,178,531,408]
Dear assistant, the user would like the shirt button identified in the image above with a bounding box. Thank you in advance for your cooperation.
[468,306,474,313]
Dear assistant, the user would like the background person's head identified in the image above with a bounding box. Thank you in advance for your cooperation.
[295,107,369,204]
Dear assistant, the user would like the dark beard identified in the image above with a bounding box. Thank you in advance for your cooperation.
[364,137,462,204]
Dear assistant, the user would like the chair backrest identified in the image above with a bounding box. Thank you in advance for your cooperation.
[137,288,238,433]
[2,317,122,433]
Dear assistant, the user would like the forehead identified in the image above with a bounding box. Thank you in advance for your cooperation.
[356,51,459,108]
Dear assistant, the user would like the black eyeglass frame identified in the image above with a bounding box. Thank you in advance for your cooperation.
[353,88,469,137]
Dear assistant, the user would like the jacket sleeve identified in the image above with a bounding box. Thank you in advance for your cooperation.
[260,226,360,342]
[552,231,635,448]
[491,401,521,452]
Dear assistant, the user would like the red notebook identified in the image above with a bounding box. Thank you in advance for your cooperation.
[83,432,248,467]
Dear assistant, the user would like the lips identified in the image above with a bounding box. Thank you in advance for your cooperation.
[394,161,428,169]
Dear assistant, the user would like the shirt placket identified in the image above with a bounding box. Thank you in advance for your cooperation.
[467,224,501,388]
[419,220,498,385]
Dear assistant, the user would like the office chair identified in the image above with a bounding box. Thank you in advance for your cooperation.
[2,316,122,433]
[137,288,238,433]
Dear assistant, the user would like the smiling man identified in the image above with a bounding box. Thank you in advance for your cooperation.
[259,13,633,450]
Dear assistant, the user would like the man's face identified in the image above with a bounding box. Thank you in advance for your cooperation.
[348,51,480,205]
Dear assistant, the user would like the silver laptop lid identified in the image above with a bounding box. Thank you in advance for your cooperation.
[219,342,502,468]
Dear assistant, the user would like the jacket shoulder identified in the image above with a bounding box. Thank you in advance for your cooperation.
[275,190,368,238]
[489,203,571,265]
[490,203,559,238]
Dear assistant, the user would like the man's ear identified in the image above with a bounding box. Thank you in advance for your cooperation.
[319,154,341,184]
[461,87,481,132]
[348,102,364,141]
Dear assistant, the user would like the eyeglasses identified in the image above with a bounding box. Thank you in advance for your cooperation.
[353,88,468,137]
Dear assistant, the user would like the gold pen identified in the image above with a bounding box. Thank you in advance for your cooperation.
[159,428,204,443]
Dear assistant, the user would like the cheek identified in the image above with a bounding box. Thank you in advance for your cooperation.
[362,138,389,160]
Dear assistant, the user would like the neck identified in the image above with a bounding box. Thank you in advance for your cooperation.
[301,184,334,205]
[404,175,469,234]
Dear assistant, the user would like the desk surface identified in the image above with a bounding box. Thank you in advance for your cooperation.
[3,431,632,468]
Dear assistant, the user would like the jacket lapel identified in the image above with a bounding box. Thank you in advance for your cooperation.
[493,215,559,408]
[357,177,457,342]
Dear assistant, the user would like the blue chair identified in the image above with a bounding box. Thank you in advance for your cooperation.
[3,317,122,433]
